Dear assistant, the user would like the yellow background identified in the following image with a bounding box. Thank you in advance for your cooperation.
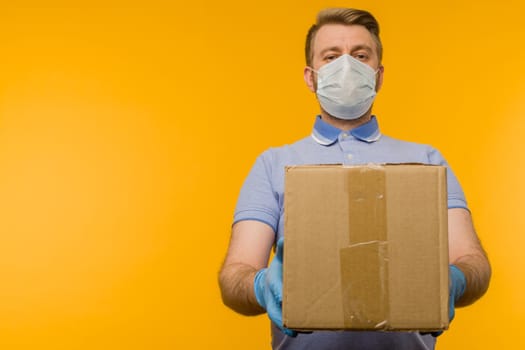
[0,0,523,348]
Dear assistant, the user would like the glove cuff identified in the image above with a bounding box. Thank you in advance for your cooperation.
[253,268,267,309]
[450,265,467,302]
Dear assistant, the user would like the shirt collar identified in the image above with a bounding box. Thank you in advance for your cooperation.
[311,115,382,146]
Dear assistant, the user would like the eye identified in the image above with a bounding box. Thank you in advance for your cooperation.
[353,53,369,61]
[324,54,339,62]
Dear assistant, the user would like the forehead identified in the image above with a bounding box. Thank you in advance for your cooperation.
[312,23,377,56]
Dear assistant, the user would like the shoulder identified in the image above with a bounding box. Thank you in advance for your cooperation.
[256,135,315,164]
[377,134,444,164]
[380,134,433,150]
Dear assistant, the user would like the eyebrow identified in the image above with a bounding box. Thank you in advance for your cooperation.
[318,44,373,57]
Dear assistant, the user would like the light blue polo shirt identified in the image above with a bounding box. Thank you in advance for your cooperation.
[233,115,467,350]
[234,115,467,243]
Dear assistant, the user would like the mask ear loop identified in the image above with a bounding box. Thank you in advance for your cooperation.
[374,65,384,91]
[306,66,320,75]
[305,66,320,92]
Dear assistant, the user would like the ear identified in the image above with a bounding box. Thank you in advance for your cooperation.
[375,65,385,92]
[304,66,316,93]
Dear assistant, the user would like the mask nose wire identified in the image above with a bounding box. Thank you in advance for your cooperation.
[309,63,379,75]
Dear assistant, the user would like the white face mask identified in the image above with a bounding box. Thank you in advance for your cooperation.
[313,54,378,120]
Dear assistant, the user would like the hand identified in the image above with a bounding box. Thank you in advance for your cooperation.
[253,237,297,337]
[449,264,466,321]
[425,264,466,337]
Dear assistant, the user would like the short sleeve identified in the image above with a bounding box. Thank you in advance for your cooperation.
[233,151,280,232]
[427,147,468,210]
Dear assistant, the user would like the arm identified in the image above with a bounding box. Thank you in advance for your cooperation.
[219,220,275,315]
[448,208,491,307]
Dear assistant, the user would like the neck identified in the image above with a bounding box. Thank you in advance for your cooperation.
[320,109,373,131]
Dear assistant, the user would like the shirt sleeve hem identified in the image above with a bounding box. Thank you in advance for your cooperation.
[233,212,277,232]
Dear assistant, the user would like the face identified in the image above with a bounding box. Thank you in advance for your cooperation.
[304,24,384,93]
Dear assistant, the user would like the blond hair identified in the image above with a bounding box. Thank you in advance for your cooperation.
[305,8,382,66]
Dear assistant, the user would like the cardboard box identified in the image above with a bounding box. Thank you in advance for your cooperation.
[282,164,449,331]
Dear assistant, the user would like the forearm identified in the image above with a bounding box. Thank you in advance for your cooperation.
[219,262,265,316]
[447,208,492,307]
[453,250,491,307]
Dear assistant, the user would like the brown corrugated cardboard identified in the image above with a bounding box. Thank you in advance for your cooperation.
[282,164,449,331]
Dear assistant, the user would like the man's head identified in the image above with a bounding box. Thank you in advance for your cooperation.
[304,8,384,123]
[305,8,382,68]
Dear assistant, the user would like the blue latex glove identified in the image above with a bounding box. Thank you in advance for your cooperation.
[449,264,466,322]
[254,237,297,337]
[427,264,466,337]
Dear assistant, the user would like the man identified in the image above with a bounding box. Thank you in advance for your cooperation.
[219,7,491,350]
